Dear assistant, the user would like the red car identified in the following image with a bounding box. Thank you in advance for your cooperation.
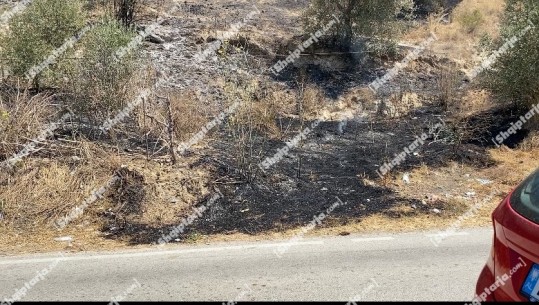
[475,169,539,302]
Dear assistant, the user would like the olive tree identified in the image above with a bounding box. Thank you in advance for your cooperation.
[484,0,539,109]
[303,0,414,51]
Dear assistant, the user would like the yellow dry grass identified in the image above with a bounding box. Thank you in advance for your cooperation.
[0,90,55,160]
[0,144,120,229]
[456,89,495,117]
[519,131,539,151]
[404,0,506,61]
[0,138,213,255]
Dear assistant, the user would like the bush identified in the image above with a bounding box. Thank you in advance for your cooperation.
[457,9,484,33]
[483,0,539,109]
[64,19,140,124]
[0,0,85,82]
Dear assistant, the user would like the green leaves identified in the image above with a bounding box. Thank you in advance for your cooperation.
[484,0,539,108]
[65,19,140,124]
[0,0,85,82]
[303,0,410,50]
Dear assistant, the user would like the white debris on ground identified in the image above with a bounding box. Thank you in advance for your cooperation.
[403,173,411,184]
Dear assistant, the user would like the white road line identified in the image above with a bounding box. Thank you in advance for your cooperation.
[351,237,395,243]
[0,241,325,265]
[424,232,470,238]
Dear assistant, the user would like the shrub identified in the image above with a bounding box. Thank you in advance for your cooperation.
[483,0,539,109]
[478,33,494,52]
[457,9,484,33]
[64,19,140,124]
[0,0,85,83]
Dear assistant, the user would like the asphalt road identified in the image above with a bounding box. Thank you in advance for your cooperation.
[0,228,493,302]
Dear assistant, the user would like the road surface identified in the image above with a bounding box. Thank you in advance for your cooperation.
[0,228,492,301]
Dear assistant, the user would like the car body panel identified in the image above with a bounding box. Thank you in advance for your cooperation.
[476,170,539,302]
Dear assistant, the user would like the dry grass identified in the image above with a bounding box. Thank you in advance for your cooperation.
[299,85,326,118]
[168,90,209,142]
[298,148,530,239]
[451,0,504,37]
[0,88,55,161]
[404,0,505,61]
[228,80,277,136]
[454,89,494,117]
[226,80,320,140]
[0,142,120,229]
[437,65,460,110]
[136,161,212,225]
[1,162,82,228]
[519,131,539,151]
[231,99,282,138]
[486,147,539,187]
[328,148,537,233]
[0,140,213,254]
[132,88,212,160]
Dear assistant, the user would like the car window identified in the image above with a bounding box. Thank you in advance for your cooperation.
[511,169,539,224]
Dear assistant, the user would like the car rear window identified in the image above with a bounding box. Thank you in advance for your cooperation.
[510,169,539,224]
